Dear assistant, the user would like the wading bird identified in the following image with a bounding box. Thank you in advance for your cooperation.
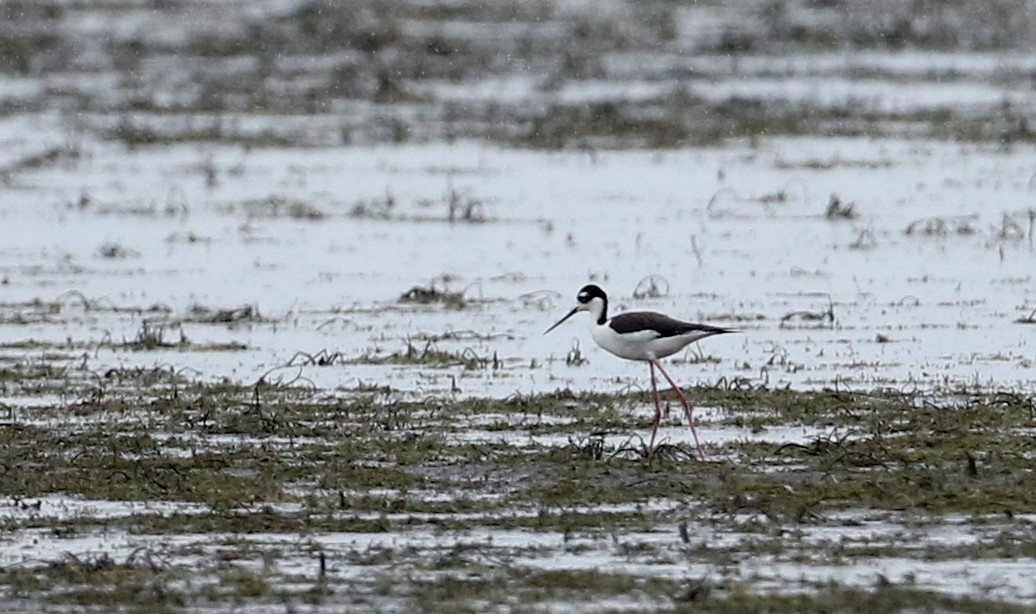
[544,284,733,460]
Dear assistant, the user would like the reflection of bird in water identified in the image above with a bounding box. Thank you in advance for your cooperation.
[545,284,733,460]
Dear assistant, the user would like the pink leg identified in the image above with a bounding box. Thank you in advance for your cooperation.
[648,361,662,454]
[651,360,706,461]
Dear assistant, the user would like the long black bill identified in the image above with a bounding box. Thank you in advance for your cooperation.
[543,307,579,335]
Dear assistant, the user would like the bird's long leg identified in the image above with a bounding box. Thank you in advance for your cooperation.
[651,360,706,461]
[648,360,662,455]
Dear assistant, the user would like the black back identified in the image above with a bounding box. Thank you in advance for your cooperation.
[609,311,730,338]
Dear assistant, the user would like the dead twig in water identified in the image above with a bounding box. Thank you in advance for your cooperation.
[632,275,669,299]
[1014,307,1036,324]
[904,214,977,236]
[848,227,877,250]
[566,340,588,366]
[780,297,835,328]
[520,290,561,311]
[399,282,466,309]
[824,194,858,220]
[187,303,262,324]
[287,349,346,366]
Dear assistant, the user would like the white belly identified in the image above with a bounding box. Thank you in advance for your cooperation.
[590,324,692,361]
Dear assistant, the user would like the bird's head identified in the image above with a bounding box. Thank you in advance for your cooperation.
[544,284,608,334]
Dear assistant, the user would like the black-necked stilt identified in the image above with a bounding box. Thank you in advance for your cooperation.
[544,284,733,460]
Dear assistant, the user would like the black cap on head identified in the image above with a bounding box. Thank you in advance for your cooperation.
[576,284,606,304]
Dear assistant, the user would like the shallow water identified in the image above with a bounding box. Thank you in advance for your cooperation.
[3,128,1035,399]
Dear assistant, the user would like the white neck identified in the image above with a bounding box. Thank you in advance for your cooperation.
[584,296,607,325]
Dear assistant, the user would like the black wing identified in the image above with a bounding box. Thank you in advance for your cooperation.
[609,311,732,339]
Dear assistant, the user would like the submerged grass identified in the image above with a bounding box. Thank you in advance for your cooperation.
[679,586,1031,614]
[2,364,1036,610]
[8,0,1036,154]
